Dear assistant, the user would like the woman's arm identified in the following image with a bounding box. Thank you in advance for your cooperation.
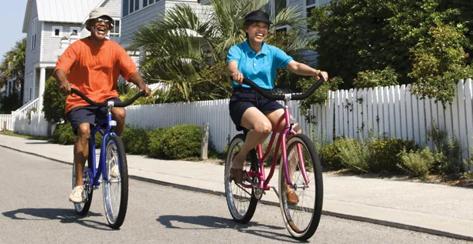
[287,60,329,81]
[228,61,244,84]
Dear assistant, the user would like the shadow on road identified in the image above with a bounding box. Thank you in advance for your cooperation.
[157,215,303,243]
[2,208,112,230]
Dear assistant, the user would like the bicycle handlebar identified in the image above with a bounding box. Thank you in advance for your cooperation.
[70,88,145,107]
[242,78,324,101]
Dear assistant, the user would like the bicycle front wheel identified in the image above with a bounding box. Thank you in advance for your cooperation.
[278,134,323,240]
[224,134,258,224]
[102,134,128,229]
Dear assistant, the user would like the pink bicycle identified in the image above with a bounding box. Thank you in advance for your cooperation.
[224,78,324,240]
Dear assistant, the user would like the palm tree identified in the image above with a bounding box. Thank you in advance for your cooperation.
[0,38,26,105]
[132,0,310,102]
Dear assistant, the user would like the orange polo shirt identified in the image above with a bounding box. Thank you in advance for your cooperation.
[55,38,137,113]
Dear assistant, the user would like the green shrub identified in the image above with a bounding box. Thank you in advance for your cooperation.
[43,77,66,123]
[353,67,399,88]
[319,141,344,170]
[147,128,166,158]
[399,148,435,178]
[367,138,417,173]
[159,124,202,159]
[121,126,150,155]
[51,123,75,145]
[427,126,463,175]
[335,138,369,173]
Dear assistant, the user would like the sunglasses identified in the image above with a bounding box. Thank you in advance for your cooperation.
[94,17,113,27]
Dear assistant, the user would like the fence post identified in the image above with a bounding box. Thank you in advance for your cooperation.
[200,122,209,160]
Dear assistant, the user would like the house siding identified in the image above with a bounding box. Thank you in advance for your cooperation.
[41,23,83,63]
[24,0,40,103]
[120,0,211,48]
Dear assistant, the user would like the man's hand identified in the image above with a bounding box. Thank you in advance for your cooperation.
[139,85,151,97]
[59,81,71,94]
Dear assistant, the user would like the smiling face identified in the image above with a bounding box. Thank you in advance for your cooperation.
[245,21,269,45]
[88,17,112,40]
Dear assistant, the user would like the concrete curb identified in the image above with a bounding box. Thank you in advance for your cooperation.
[2,144,472,242]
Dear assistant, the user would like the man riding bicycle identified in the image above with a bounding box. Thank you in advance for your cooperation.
[53,8,151,203]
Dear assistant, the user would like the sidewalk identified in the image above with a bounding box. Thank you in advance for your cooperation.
[0,134,472,240]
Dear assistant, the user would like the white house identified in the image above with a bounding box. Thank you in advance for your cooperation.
[120,0,212,49]
[120,0,330,49]
[22,0,122,108]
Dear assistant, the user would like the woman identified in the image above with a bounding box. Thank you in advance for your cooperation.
[227,10,329,204]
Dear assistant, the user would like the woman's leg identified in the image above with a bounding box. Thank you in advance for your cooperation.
[232,107,272,170]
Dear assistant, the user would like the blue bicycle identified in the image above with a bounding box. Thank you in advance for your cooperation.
[70,88,144,229]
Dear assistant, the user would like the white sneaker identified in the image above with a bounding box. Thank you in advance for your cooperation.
[69,185,85,203]
[110,164,120,178]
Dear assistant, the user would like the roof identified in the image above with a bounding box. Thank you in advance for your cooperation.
[23,0,105,33]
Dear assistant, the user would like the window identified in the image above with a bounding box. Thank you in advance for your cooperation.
[149,0,155,3]
[110,19,120,38]
[135,0,139,11]
[129,0,134,14]
[123,0,129,16]
[263,0,286,17]
[52,26,63,37]
[31,18,37,50]
[306,0,317,18]
[70,27,80,37]
[275,0,286,15]
[143,0,148,7]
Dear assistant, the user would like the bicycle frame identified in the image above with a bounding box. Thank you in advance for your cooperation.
[86,102,117,188]
[245,99,311,191]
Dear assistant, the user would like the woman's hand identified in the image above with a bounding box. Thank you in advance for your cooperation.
[231,71,244,84]
[316,70,329,82]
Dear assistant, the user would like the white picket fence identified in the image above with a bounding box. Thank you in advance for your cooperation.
[126,79,473,163]
[0,114,13,131]
[333,79,473,160]
[11,98,49,136]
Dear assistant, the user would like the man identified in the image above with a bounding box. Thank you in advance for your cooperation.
[54,8,151,203]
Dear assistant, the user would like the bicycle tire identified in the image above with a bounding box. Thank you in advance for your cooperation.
[278,134,323,240]
[72,160,93,216]
[102,134,128,229]
[224,134,258,224]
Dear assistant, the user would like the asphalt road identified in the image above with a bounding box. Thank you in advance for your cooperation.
[0,147,468,244]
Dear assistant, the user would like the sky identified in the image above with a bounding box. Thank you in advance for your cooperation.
[0,0,28,62]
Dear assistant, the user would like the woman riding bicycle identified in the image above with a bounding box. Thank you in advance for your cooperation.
[227,10,329,204]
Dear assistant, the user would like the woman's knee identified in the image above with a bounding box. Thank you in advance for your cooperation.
[253,120,272,134]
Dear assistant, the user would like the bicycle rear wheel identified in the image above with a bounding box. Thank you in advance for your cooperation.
[102,134,128,229]
[72,161,93,216]
[224,134,258,224]
[278,134,323,240]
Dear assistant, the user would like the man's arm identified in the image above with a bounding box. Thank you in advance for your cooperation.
[127,72,151,96]
[53,69,71,93]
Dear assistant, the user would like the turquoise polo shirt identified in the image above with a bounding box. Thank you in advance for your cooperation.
[227,41,293,89]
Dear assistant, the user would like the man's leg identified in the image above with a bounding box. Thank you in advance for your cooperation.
[74,123,91,187]
[111,107,126,136]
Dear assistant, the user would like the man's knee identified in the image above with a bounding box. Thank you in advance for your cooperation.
[112,108,126,122]
[76,124,90,141]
